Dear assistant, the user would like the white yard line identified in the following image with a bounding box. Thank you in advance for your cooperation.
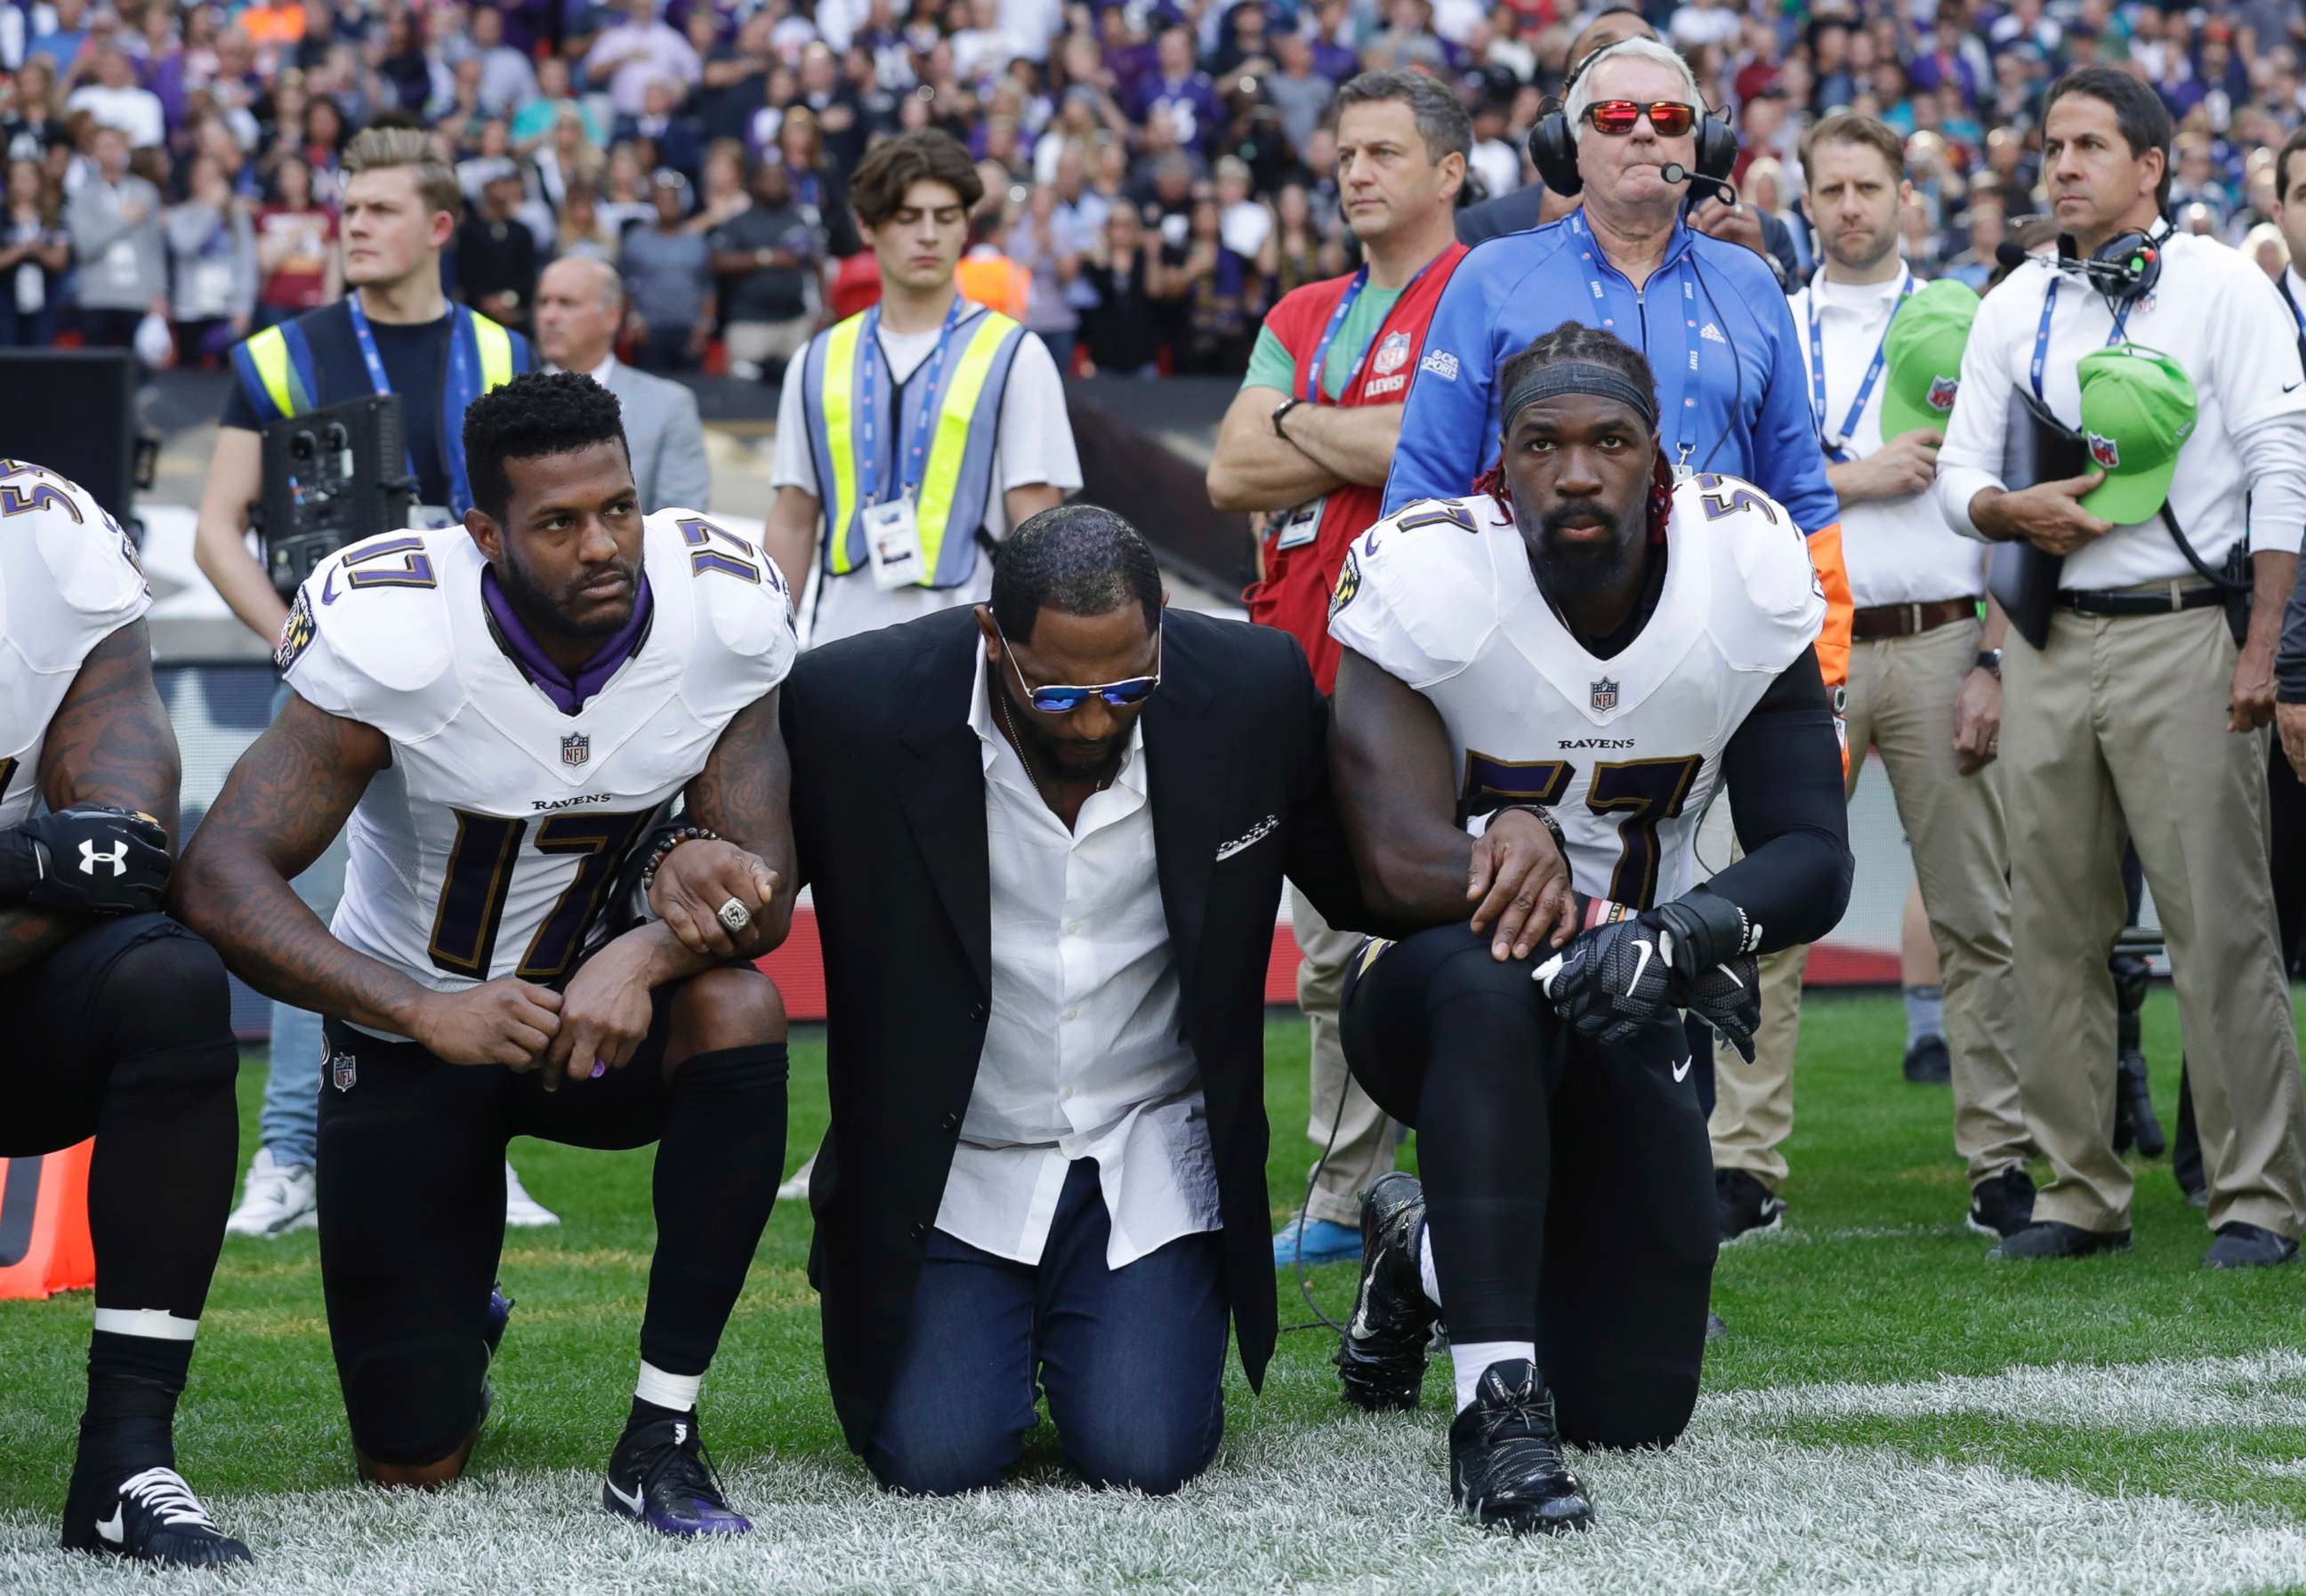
[6,1355,2304,1596]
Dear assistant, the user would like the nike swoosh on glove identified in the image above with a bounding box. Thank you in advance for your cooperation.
[1532,917,1676,1048]
[1679,952,1762,1063]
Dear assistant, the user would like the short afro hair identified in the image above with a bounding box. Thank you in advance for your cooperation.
[461,370,630,523]
[989,504,1162,645]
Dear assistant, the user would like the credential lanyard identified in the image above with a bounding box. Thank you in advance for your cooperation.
[857,295,966,506]
[1808,270,1913,461]
[2029,275,2135,405]
[346,291,480,514]
[1302,256,1436,403]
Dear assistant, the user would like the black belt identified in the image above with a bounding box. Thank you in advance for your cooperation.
[2054,584,2222,617]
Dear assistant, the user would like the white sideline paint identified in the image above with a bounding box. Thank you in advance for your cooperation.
[7,1355,2306,1595]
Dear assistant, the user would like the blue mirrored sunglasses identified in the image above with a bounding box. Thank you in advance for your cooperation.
[995,619,1163,713]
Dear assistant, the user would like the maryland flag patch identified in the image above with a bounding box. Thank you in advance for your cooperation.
[1329,548,1361,618]
[275,585,317,673]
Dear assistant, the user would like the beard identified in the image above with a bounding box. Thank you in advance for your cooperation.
[497,544,636,642]
[1004,689,1134,788]
[1827,222,1898,273]
[1528,501,1644,601]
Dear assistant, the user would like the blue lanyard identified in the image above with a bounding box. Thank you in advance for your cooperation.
[856,295,966,505]
[346,291,478,512]
[2029,275,2135,405]
[1807,270,1913,461]
[1569,210,1701,472]
[1301,256,1437,403]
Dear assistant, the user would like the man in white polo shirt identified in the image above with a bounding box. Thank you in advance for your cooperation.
[1936,69,2306,1268]
[1713,113,2036,1245]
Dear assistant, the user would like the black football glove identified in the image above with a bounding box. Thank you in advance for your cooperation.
[0,805,173,915]
[1677,951,1762,1063]
[1532,915,1677,1048]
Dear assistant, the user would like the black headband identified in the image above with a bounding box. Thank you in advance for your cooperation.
[1500,360,1658,434]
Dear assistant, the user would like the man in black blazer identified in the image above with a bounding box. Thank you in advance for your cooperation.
[752,505,1371,1495]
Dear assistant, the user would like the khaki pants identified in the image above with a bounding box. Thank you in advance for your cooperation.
[1709,616,2034,1189]
[1292,886,1399,1228]
[2002,601,2306,1237]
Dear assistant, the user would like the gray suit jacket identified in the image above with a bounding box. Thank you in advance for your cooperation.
[599,359,711,512]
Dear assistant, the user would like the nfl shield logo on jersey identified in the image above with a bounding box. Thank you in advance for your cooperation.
[2087,431,2121,470]
[1591,677,1619,713]
[328,1044,357,1093]
[1372,330,1411,377]
[560,732,592,768]
[1927,375,1959,413]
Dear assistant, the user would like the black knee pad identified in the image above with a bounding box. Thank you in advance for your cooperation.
[342,1336,489,1466]
[90,917,237,1090]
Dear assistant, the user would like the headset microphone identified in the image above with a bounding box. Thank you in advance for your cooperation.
[1660,162,1742,210]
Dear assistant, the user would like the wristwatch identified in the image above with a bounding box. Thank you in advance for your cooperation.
[1270,396,1303,439]
[1974,648,2004,679]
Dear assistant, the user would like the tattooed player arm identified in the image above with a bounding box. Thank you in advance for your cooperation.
[0,620,180,975]
[171,692,563,1065]
[645,687,798,963]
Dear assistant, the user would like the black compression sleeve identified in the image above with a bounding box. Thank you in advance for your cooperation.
[1705,645,1854,953]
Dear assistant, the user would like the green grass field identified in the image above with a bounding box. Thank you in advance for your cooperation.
[5,989,2306,1595]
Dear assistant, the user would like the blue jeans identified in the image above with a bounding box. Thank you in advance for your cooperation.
[262,681,351,1166]
[862,1157,1228,1496]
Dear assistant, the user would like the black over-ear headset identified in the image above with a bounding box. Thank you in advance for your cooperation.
[1527,38,1738,197]
[2056,219,2170,305]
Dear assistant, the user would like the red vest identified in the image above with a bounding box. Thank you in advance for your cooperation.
[1243,242,1467,692]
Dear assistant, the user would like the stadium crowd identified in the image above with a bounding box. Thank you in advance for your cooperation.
[3,0,2306,374]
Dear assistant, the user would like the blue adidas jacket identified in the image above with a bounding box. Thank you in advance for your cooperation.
[1382,210,1840,536]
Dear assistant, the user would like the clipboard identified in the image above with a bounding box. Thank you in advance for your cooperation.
[1987,384,2089,649]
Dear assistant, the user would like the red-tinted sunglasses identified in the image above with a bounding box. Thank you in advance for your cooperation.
[1582,99,1698,137]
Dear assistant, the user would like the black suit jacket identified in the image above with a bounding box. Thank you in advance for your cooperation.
[782,604,1370,1450]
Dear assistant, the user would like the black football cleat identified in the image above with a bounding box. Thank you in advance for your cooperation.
[1988,1221,2131,1261]
[1715,1169,1785,1245]
[1967,1165,2036,1239]
[1334,1173,1438,1412]
[1447,1360,1593,1536]
[60,1464,252,1568]
[1902,1034,1951,1084]
[602,1413,752,1537]
[2202,1222,2301,1269]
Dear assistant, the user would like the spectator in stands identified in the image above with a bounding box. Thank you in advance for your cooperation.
[165,151,258,363]
[464,6,536,118]
[512,57,604,154]
[697,10,774,143]
[585,0,702,121]
[456,161,538,333]
[67,124,166,354]
[4,58,67,163]
[0,155,69,347]
[1267,31,1335,157]
[775,104,860,257]
[598,142,655,236]
[615,76,704,188]
[28,0,91,70]
[68,45,165,150]
[529,106,606,220]
[1259,181,1335,298]
[622,168,714,371]
[377,11,446,116]
[1080,201,1161,376]
[1132,26,1220,156]
[254,153,336,328]
[956,201,1032,319]
[689,136,753,235]
[709,156,819,382]
[554,182,617,263]
[1008,178,1086,374]
[1173,191,1261,376]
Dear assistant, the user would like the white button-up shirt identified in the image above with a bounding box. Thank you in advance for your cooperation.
[933,647,1219,1270]
[1937,233,2306,587]
[1790,268,1986,609]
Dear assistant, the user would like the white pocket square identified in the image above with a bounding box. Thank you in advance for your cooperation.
[1214,815,1279,862]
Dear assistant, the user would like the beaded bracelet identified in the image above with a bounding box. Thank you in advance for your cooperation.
[639,826,721,897]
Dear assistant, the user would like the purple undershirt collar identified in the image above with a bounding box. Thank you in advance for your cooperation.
[480,564,653,715]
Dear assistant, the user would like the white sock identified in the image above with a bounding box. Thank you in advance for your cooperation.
[634,1361,701,1414]
[1417,1222,1442,1310]
[1451,1341,1537,1415]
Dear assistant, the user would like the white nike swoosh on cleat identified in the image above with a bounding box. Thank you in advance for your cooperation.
[605,1479,644,1515]
[96,1504,125,1545]
[1672,1057,1692,1082]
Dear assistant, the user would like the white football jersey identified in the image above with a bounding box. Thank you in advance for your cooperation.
[0,462,152,829]
[1328,478,1824,909]
[279,509,795,1017]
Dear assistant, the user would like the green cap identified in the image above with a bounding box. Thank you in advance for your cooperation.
[2076,343,2197,525]
[1878,278,1980,443]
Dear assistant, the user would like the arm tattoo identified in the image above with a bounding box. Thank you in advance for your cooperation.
[169,691,429,1033]
[0,620,178,973]
[684,686,799,949]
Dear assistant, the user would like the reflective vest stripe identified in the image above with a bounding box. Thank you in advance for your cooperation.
[470,314,515,394]
[915,313,1014,583]
[818,315,865,576]
[233,324,316,422]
